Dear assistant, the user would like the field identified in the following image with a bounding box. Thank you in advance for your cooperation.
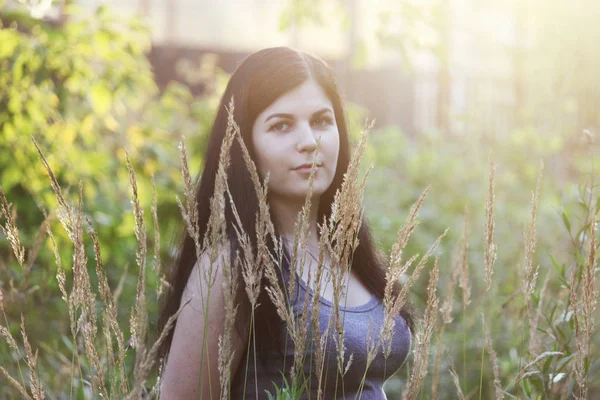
[1,2,599,399]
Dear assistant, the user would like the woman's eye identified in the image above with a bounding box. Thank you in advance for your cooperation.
[312,117,332,128]
[270,121,290,132]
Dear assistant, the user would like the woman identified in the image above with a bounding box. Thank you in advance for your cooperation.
[158,46,413,399]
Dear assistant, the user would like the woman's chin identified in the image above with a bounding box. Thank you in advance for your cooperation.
[283,187,327,203]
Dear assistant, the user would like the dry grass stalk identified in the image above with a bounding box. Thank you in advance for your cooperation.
[268,119,370,393]
[440,266,459,325]
[151,174,167,297]
[282,155,319,379]
[20,314,44,400]
[484,150,497,293]
[383,187,431,325]
[101,308,118,396]
[71,183,96,324]
[390,186,431,269]
[402,259,439,400]
[286,139,321,301]
[124,150,150,397]
[80,312,107,398]
[74,183,107,398]
[458,208,470,310]
[0,317,27,393]
[204,120,240,399]
[311,216,332,400]
[331,269,352,381]
[176,135,227,395]
[232,107,277,243]
[582,221,597,344]
[485,324,503,400]
[292,268,313,380]
[506,350,565,392]
[365,316,377,371]
[430,323,444,400]
[175,98,238,398]
[523,161,543,298]
[174,134,227,383]
[226,184,262,311]
[224,100,304,388]
[326,121,376,381]
[354,316,378,399]
[176,136,200,249]
[43,209,87,394]
[176,137,227,400]
[228,99,343,386]
[528,272,550,356]
[204,99,236,258]
[0,185,26,266]
[381,229,448,359]
[31,137,76,239]
[0,366,33,400]
[128,298,192,400]
[0,322,19,352]
[328,119,374,247]
[218,248,239,400]
[85,216,128,395]
[149,362,164,399]
[569,264,587,398]
[281,139,324,388]
[19,212,53,291]
[448,357,466,400]
[34,142,99,395]
[44,214,77,340]
[521,351,564,376]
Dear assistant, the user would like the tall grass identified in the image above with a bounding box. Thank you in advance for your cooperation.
[0,105,598,399]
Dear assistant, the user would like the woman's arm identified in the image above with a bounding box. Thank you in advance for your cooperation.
[160,251,247,399]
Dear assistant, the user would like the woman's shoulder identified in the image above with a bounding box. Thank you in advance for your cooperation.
[181,246,231,306]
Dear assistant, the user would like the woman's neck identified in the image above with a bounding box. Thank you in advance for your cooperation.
[269,194,321,249]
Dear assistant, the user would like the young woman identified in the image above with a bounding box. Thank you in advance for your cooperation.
[157,46,413,399]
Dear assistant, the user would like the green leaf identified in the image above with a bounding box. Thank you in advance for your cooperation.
[90,83,112,115]
[531,373,546,396]
[556,353,577,372]
[0,30,19,59]
[264,389,276,400]
[588,358,600,378]
[549,254,565,278]
[541,352,555,374]
[562,212,571,233]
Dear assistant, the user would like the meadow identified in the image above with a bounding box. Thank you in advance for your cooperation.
[1,3,599,399]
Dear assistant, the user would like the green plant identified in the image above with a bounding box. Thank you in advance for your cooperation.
[264,372,308,400]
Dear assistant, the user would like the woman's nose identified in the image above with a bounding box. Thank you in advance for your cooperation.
[296,122,319,152]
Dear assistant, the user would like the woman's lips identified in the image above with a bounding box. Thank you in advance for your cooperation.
[294,165,321,174]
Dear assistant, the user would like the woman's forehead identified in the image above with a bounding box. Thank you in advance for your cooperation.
[257,80,333,123]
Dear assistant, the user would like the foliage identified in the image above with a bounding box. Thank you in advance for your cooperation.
[0,2,225,397]
[1,1,599,399]
[264,373,308,400]
[363,126,599,398]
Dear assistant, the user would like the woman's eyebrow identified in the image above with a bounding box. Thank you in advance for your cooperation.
[311,107,333,117]
[264,107,333,123]
[265,113,294,123]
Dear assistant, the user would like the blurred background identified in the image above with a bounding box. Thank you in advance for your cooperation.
[1,0,599,398]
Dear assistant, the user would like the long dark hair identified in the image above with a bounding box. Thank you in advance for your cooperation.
[156,46,414,371]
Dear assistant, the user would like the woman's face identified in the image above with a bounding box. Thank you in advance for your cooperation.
[251,78,340,202]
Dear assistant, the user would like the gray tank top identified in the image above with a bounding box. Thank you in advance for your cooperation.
[230,272,412,399]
